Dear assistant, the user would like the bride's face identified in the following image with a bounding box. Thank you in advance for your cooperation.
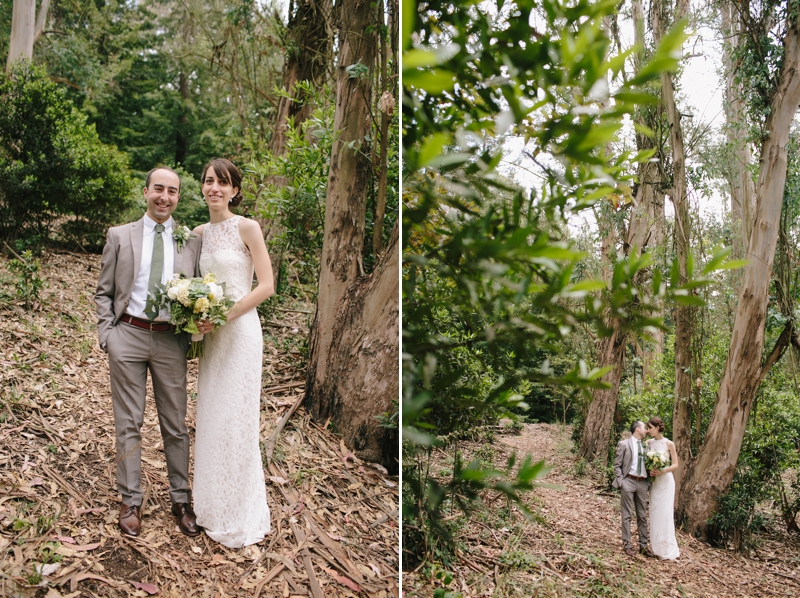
[203,169,239,209]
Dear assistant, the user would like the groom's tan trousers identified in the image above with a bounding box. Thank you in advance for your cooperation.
[107,321,191,506]
[620,476,649,550]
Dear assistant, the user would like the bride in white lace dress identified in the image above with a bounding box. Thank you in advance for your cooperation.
[646,417,680,560]
[191,158,274,547]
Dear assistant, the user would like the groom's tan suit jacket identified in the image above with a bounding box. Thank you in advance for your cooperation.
[612,436,650,489]
[96,217,202,348]
[95,216,201,506]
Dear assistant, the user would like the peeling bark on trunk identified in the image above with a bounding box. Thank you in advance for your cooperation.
[721,3,756,256]
[306,224,399,471]
[578,322,626,463]
[653,0,692,502]
[631,0,666,386]
[305,0,393,469]
[677,16,800,539]
[373,0,393,256]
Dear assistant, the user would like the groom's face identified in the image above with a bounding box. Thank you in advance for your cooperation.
[144,169,181,223]
[633,423,646,439]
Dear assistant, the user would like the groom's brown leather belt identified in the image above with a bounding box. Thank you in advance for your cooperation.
[121,314,177,332]
[627,474,647,481]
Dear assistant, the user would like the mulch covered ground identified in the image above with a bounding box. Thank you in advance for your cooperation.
[0,251,399,597]
[404,423,800,597]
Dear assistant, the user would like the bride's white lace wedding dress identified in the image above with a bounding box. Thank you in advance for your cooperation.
[193,215,270,547]
[648,437,680,560]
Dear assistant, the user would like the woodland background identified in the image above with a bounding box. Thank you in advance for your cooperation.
[0,0,400,595]
[403,0,800,594]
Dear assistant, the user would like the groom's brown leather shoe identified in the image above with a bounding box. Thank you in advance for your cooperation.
[119,503,141,537]
[624,546,637,557]
[172,502,202,537]
[640,547,656,558]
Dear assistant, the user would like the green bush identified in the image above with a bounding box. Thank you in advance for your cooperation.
[249,88,333,292]
[7,251,44,309]
[0,61,135,250]
[708,387,800,550]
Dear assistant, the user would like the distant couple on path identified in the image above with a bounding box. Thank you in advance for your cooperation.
[95,160,274,548]
[613,417,681,560]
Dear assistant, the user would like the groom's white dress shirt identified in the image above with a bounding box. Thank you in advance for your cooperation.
[128,215,174,321]
[628,436,643,477]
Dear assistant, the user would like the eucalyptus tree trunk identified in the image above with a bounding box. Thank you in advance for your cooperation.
[307,224,399,471]
[306,0,397,470]
[630,0,666,385]
[653,0,693,502]
[721,3,756,256]
[6,0,49,69]
[373,0,395,255]
[578,4,665,462]
[677,14,800,539]
[263,0,334,289]
[578,321,626,462]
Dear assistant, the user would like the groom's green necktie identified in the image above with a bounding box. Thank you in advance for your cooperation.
[638,440,645,476]
[146,223,165,321]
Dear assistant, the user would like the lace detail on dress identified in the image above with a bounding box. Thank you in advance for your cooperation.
[194,215,270,548]
[201,215,249,255]
[199,216,253,301]
[648,437,680,560]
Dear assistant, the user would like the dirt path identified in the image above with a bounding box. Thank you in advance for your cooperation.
[405,423,800,597]
[0,252,399,597]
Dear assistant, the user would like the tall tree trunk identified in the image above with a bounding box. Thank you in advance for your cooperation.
[578,322,626,462]
[307,224,399,471]
[631,0,666,386]
[654,0,693,502]
[305,0,393,468]
[578,3,662,462]
[677,15,800,539]
[721,3,756,257]
[262,0,334,290]
[6,0,41,70]
[373,0,393,255]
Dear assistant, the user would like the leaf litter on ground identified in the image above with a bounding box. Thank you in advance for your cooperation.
[404,423,800,597]
[0,251,399,597]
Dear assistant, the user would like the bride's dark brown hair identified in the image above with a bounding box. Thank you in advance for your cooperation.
[647,417,665,433]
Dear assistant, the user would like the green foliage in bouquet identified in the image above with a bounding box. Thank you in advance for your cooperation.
[147,273,234,358]
[644,448,670,473]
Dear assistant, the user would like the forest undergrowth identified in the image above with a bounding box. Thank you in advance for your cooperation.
[0,252,399,597]
[404,424,800,597]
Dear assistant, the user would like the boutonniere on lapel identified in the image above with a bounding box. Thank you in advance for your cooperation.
[173,225,195,253]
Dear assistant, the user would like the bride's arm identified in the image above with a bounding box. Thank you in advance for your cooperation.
[226,218,275,322]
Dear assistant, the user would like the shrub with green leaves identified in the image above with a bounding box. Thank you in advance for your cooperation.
[249,90,334,292]
[7,251,44,309]
[0,61,135,249]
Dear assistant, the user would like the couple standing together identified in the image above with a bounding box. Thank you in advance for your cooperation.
[95,159,273,548]
[613,417,681,560]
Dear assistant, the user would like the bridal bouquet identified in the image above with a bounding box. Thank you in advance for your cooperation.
[148,272,234,358]
[645,449,670,472]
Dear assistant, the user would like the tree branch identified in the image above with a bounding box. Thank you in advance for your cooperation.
[755,320,794,388]
[33,0,51,44]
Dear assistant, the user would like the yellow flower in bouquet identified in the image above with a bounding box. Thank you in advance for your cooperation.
[147,273,234,358]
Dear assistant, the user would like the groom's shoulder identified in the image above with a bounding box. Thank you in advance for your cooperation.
[107,218,140,237]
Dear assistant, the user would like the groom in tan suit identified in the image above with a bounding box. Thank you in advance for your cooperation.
[613,421,654,557]
[96,167,202,538]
